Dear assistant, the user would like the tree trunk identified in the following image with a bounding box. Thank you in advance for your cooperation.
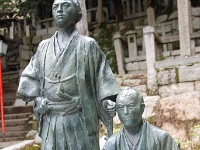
[97,0,105,25]
[76,0,89,36]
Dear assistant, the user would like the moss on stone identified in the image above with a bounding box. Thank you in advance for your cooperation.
[175,67,179,83]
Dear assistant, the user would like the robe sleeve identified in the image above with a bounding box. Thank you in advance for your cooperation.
[17,43,43,101]
[89,39,120,102]
[86,38,120,127]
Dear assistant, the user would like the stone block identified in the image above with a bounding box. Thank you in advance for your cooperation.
[21,49,32,60]
[194,81,200,91]
[36,29,47,36]
[134,84,147,94]
[125,62,139,71]
[171,82,194,95]
[156,92,200,140]
[19,45,33,51]
[179,63,200,82]
[122,79,142,87]
[192,17,200,30]
[159,82,195,98]
[192,7,200,16]
[161,122,187,140]
[138,61,147,70]
[157,68,176,85]
[159,92,200,121]
[22,36,32,45]
[143,96,160,120]
[168,11,178,20]
[156,14,168,24]
[159,85,171,98]
[32,35,42,44]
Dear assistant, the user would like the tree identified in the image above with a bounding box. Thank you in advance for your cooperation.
[76,0,89,35]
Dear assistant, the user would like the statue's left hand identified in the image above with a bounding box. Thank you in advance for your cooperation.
[34,97,50,115]
[102,99,116,117]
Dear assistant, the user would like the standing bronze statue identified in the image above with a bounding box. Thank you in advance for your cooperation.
[103,88,179,150]
[17,0,120,149]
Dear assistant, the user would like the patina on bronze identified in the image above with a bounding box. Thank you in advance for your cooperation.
[17,0,120,149]
[103,88,179,150]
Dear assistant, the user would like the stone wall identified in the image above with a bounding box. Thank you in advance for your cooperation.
[19,27,57,74]
[156,57,200,98]
[115,74,200,143]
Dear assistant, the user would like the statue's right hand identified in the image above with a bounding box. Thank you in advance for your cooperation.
[34,97,50,114]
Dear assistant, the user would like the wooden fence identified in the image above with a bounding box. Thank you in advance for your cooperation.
[122,0,147,19]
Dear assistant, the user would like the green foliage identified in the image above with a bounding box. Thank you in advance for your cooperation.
[0,0,54,20]
[176,125,200,150]
[95,24,118,74]
[20,143,41,150]
[19,0,54,19]
[0,0,26,19]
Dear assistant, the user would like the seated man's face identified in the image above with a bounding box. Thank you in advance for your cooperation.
[116,94,143,129]
[52,0,76,28]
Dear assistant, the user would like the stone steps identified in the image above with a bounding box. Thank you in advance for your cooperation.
[4,92,17,106]
[0,72,34,144]
[0,131,28,138]
[4,106,33,114]
[0,137,24,143]
[0,118,29,127]
[0,125,28,132]
[4,113,31,120]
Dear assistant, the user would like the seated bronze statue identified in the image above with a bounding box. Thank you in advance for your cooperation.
[103,88,179,150]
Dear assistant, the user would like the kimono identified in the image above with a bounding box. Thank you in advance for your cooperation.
[17,30,120,150]
[103,119,179,150]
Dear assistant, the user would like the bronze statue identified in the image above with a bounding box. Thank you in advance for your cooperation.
[103,88,179,150]
[17,0,120,149]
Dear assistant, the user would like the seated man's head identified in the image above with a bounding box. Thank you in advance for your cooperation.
[116,88,145,129]
[52,0,82,28]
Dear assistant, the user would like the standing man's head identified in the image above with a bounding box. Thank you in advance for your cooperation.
[116,88,145,130]
[52,0,82,29]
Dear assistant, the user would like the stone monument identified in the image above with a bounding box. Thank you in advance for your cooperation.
[17,0,120,149]
[103,88,179,150]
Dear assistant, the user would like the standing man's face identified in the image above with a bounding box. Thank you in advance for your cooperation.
[116,94,143,129]
[52,0,76,28]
